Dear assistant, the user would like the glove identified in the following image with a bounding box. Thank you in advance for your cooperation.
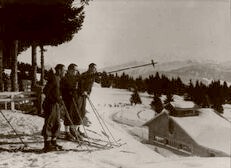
[97,72,102,76]
[83,91,89,97]
[57,96,63,105]
[69,90,77,97]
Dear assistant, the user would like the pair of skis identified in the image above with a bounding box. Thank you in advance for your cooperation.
[76,137,125,149]
[0,135,115,154]
[57,131,123,151]
[0,96,124,153]
[67,96,123,150]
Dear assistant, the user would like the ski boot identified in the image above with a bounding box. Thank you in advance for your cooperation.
[43,140,58,152]
[51,139,62,150]
[70,128,83,142]
[78,127,87,138]
[65,132,76,141]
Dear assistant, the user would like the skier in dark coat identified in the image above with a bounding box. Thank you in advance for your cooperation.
[76,63,97,137]
[60,63,82,141]
[41,64,65,152]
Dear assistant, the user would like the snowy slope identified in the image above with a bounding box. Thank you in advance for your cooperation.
[223,104,231,122]
[0,85,230,168]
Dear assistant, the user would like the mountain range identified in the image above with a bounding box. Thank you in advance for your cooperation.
[101,60,231,85]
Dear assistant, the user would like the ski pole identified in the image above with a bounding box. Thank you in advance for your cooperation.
[72,98,91,143]
[107,60,157,74]
[60,100,88,150]
[87,97,119,145]
[61,100,84,148]
[86,96,112,145]
[88,97,120,145]
[0,110,28,147]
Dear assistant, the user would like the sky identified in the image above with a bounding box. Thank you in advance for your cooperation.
[18,0,231,69]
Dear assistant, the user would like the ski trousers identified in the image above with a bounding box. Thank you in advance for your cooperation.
[42,102,61,139]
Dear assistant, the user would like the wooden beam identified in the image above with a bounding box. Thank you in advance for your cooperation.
[0,40,3,91]
[31,43,37,89]
[11,40,18,91]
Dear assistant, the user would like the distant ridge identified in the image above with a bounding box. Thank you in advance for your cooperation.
[101,60,231,85]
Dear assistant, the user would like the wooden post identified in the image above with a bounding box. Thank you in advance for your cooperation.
[0,40,3,92]
[40,45,46,86]
[11,40,18,91]
[31,43,37,89]
[38,45,46,115]
[10,94,15,110]
[31,43,40,114]
[4,101,7,110]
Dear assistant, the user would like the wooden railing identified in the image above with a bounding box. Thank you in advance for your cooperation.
[0,91,37,110]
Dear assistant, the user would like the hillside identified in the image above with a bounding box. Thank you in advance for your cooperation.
[162,64,231,85]
[101,60,231,84]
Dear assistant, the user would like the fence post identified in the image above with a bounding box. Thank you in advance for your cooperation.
[38,86,43,115]
[4,102,7,110]
[33,85,43,115]
[10,94,15,110]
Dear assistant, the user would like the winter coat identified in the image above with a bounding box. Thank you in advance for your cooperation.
[43,73,62,112]
[60,73,80,125]
[78,71,96,95]
[61,73,79,102]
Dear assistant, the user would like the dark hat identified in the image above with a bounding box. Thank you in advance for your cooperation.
[68,63,77,70]
[55,64,64,71]
[89,63,96,68]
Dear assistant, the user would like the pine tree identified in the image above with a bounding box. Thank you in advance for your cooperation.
[164,93,173,104]
[0,0,86,44]
[101,71,111,88]
[130,89,142,105]
[0,0,89,90]
[208,80,224,113]
[150,94,163,114]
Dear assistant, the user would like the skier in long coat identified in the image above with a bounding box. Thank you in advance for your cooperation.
[60,63,82,141]
[41,64,65,152]
[76,63,97,137]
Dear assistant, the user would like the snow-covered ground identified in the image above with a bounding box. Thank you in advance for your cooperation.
[0,85,230,168]
[223,104,231,122]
